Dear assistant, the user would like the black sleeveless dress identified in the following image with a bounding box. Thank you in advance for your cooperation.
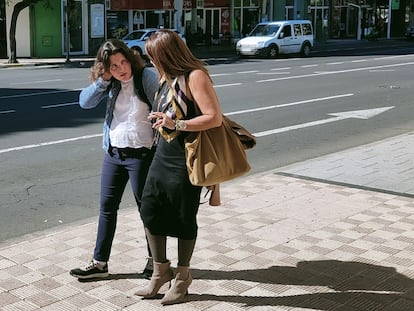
[140,80,202,240]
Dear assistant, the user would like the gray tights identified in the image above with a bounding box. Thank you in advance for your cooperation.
[144,227,196,267]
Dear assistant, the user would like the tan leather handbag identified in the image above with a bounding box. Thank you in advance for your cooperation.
[185,115,254,188]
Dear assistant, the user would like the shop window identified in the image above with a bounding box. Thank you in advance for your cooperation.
[233,8,241,37]
[133,11,145,30]
[107,11,129,39]
[146,11,159,28]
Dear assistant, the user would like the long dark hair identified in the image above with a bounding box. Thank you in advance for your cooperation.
[145,29,209,85]
[89,39,145,81]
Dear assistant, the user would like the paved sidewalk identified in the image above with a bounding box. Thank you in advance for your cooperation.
[1,131,414,310]
[279,131,414,198]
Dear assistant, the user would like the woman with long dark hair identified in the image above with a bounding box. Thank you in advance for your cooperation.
[134,30,222,305]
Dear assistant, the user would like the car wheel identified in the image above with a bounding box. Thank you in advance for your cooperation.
[131,46,143,56]
[267,44,278,58]
[301,43,311,57]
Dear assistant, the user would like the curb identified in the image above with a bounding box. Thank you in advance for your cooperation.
[1,38,411,68]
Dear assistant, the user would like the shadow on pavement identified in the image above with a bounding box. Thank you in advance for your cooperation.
[77,260,414,309]
[0,88,105,135]
[192,259,414,308]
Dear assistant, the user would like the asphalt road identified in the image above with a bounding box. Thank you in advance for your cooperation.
[1,43,414,241]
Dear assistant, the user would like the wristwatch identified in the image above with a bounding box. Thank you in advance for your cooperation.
[175,119,187,131]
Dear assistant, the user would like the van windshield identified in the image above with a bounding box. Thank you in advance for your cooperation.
[249,24,281,37]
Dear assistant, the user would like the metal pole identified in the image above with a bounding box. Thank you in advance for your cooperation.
[293,0,297,20]
[174,0,183,32]
[269,0,273,21]
[387,0,392,39]
[65,1,70,63]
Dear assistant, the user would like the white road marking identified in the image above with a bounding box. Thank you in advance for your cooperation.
[41,102,79,108]
[225,93,354,116]
[210,73,232,77]
[256,72,290,75]
[1,93,355,153]
[10,79,63,85]
[256,62,414,83]
[214,83,242,88]
[0,134,102,154]
[237,70,259,74]
[253,106,395,137]
[0,110,16,114]
[0,89,82,99]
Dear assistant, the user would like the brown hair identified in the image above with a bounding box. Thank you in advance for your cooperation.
[145,29,209,84]
[89,39,145,81]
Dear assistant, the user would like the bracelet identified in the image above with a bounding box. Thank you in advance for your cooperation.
[175,119,187,131]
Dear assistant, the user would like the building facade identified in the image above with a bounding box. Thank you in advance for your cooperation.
[1,0,413,59]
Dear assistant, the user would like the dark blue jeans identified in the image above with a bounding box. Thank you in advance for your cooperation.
[94,146,154,262]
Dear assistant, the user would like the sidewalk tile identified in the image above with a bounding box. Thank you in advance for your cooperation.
[0,171,413,310]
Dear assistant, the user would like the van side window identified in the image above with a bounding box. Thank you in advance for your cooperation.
[282,25,292,37]
[293,24,302,36]
[302,23,312,35]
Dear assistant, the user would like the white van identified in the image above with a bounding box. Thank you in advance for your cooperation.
[236,20,314,58]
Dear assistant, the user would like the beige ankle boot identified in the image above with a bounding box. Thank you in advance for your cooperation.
[134,260,174,298]
[161,265,192,305]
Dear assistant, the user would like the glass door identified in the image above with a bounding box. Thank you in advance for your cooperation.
[309,6,329,41]
[62,0,85,55]
[205,8,220,45]
[285,6,294,20]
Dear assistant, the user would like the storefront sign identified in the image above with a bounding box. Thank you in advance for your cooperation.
[183,0,194,8]
[91,4,104,38]
[163,0,173,9]
[391,0,400,9]
[205,0,230,7]
[110,0,167,10]
[110,0,128,10]
[109,0,200,10]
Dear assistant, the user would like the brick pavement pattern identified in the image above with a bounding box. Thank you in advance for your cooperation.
[1,171,414,310]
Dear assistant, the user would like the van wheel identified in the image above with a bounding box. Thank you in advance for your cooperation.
[267,44,279,58]
[301,43,311,57]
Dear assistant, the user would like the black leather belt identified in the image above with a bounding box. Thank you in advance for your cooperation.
[109,146,153,160]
